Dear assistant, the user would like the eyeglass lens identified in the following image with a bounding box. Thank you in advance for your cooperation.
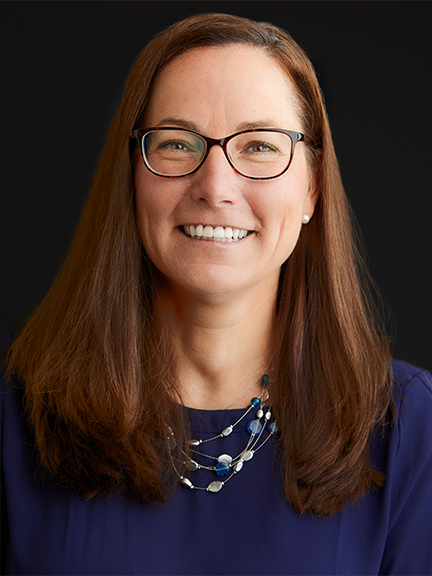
[143,129,293,178]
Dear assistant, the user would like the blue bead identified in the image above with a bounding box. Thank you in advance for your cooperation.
[247,419,263,435]
[261,374,269,386]
[269,421,280,434]
[251,397,260,407]
[215,461,230,477]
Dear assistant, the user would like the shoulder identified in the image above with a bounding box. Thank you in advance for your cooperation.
[385,360,432,521]
[376,365,432,572]
[0,332,21,425]
[390,358,432,431]
[391,358,432,393]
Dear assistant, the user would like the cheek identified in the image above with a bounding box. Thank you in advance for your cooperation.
[134,171,161,247]
[261,180,309,230]
[134,169,167,230]
[258,172,310,256]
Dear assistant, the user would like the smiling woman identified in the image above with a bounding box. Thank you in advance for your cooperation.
[2,13,432,576]
[133,45,316,303]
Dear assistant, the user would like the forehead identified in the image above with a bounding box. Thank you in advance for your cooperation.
[144,45,302,133]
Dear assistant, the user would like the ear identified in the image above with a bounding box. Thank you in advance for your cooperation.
[303,150,322,218]
[303,164,320,220]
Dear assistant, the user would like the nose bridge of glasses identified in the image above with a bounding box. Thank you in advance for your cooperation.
[201,135,232,165]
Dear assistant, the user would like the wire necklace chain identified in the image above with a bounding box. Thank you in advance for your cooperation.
[168,373,280,493]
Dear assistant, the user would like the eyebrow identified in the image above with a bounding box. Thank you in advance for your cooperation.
[154,118,281,133]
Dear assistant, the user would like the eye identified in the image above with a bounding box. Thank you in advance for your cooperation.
[244,140,279,154]
[158,140,194,152]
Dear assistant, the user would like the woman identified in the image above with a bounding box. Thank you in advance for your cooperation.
[1,13,431,576]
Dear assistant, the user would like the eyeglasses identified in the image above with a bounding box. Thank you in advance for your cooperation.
[131,127,311,180]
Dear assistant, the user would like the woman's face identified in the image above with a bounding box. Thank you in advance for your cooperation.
[134,45,317,301]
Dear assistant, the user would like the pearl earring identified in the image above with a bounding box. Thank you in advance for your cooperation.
[302,214,310,224]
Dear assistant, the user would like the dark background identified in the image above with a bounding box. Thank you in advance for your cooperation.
[1,1,431,370]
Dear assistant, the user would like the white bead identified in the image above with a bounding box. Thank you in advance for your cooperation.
[222,426,233,437]
[241,450,254,462]
[257,409,264,419]
[217,454,233,464]
[302,214,310,224]
[207,481,223,493]
[234,461,244,473]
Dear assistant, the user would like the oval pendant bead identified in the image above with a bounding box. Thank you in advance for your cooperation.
[180,477,194,489]
[247,420,263,435]
[256,409,264,419]
[251,397,261,407]
[207,481,223,493]
[189,439,201,447]
[261,374,269,386]
[217,454,233,465]
[222,426,233,437]
[186,460,199,471]
[215,461,230,477]
[234,461,244,473]
[166,437,176,452]
[265,410,272,420]
[269,421,280,434]
[241,450,254,461]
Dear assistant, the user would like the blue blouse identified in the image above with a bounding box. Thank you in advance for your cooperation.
[1,331,432,575]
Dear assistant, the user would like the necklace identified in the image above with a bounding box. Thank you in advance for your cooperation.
[223,371,265,410]
[168,373,280,493]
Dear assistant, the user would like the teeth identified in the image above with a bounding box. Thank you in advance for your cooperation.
[203,225,213,237]
[213,226,224,238]
[182,225,250,242]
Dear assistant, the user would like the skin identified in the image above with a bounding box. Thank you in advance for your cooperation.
[134,45,318,409]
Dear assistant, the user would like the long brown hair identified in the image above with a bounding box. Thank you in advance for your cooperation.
[5,13,392,515]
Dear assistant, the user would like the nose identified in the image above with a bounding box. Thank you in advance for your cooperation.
[189,144,242,207]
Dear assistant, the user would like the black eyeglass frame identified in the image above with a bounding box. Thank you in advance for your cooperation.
[130,126,312,180]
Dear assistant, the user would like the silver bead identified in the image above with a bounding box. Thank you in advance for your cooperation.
[186,460,199,471]
[189,439,201,446]
[217,454,233,464]
[265,411,272,420]
[257,409,264,419]
[221,426,233,437]
[180,477,194,489]
[241,450,254,461]
[207,481,223,493]
[234,461,243,473]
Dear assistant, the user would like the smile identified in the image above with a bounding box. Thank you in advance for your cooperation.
[181,225,251,242]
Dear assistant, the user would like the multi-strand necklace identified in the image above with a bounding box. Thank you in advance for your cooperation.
[168,373,280,493]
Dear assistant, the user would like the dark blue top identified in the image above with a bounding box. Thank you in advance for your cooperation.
[1,331,432,575]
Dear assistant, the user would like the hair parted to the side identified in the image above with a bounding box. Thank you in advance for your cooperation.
[5,13,392,515]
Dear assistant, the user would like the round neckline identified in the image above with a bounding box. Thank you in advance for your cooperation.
[186,404,269,435]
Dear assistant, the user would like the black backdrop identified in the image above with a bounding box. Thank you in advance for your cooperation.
[1,1,431,370]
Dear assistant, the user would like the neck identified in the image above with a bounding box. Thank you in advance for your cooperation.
[157,279,277,410]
